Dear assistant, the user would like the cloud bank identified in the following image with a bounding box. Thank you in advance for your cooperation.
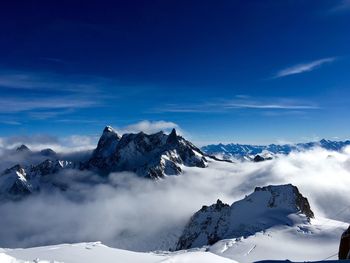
[0,147,350,251]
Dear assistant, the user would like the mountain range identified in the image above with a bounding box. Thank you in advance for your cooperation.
[0,126,211,199]
[201,139,350,161]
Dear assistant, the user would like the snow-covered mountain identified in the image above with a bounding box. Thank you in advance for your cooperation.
[176,184,314,250]
[0,160,75,199]
[85,126,208,179]
[202,139,350,160]
[0,126,212,198]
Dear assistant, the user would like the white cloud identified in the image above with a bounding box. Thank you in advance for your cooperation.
[115,120,181,135]
[0,96,98,114]
[274,57,336,78]
[0,134,97,153]
[329,0,350,13]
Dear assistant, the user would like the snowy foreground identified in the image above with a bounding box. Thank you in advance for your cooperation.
[0,216,347,263]
[0,242,236,263]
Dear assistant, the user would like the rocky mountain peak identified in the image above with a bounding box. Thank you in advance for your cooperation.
[103,125,117,134]
[166,128,179,144]
[16,144,31,152]
[253,184,314,218]
[176,183,314,250]
[91,126,121,162]
[3,164,25,175]
[86,126,208,178]
[40,148,57,157]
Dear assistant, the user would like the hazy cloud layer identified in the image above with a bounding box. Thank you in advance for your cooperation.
[0,148,350,251]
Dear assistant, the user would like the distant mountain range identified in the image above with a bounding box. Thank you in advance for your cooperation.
[201,139,350,161]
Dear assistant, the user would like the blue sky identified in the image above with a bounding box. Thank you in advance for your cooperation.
[0,0,349,145]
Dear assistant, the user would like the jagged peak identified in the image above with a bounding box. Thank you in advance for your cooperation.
[2,164,26,176]
[254,183,295,193]
[100,126,121,140]
[319,138,329,143]
[40,148,56,157]
[103,125,117,134]
[252,184,314,219]
[167,128,179,144]
[16,144,30,152]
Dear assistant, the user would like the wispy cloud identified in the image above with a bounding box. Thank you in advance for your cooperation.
[154,97,319,114]
[0,70,106,93]
[0,120,21,126]
[0,69,118,119]
[329,0,350,13]
[274,57,336,78]
[0,96,98,114]
[224,102,319,110]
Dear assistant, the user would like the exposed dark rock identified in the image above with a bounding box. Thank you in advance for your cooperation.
[85,127,208,178]
[40,148,57,158]
[339,226,350,260]
[16,144,31,152]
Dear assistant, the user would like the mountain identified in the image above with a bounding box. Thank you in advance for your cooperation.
[176,184,314,250]
[202,139,350,160]
[15,144,31,153]
[40,148,57,158]
[0,126,211,198]
[0,160,75,199]
[0,165,33,197]
[85,126,208,179]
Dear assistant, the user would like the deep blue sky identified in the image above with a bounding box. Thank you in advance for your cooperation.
[0,0,349,145]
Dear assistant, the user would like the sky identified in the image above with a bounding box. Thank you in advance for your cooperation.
[0,0,349,145]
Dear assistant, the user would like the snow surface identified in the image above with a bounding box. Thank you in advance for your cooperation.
[209,217,347,263]
[0,242,236,263]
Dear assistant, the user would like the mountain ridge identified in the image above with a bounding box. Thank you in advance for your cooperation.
[202,139,350,160]
[176,184,314,250]
[0,126,211,198]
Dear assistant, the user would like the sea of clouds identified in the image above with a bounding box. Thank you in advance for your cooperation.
[0,145,350,251]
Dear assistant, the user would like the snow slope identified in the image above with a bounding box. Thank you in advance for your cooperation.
[209,217,347,263]
[176,184,314,250]
[0,242,236,263]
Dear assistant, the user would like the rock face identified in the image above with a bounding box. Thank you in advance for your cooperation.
[86,127,208,179]
[40,148,57,158]
[338,226,350,259]
[176,184,314,250]
[0,159,74,199]
[16,144,31,153]
[0,165,33,197]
